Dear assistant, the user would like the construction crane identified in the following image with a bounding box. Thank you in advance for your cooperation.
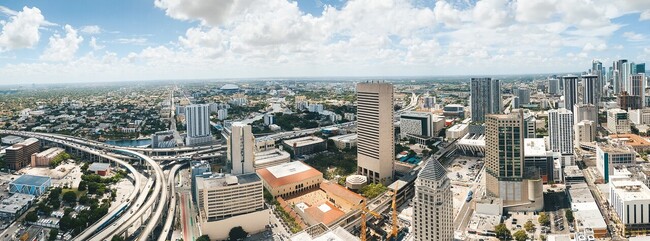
[360,199,381,241]
[386,183,399,240]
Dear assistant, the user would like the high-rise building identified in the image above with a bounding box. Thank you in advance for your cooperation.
[622,62,634,93]
[618,91,642,110]
[573,103,598,125]
[637,63,646,74]
[607,108,631,134]
[614,59,628,94]
[357,82,395,185]
[574,120,596,146]
[413,159,453,241]
[484,111,544,211]
[470,77,501,122]
[185,104,213,146]
[548,78,560,95]
[548,108,574,155]
[517,87,531,106]
[630,74,646,108]
[582,74,599,106]
[228,122,256,175]
[562,75,579,110]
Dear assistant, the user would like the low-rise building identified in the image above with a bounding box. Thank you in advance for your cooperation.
[9,175,51,197]
[446,124,468,140]
[523,138,560,183]
[607,108,631,134]
[1,135,23,145]
[30,147,64,167]
[0,194,35,221]
[254,149,290,169]
[88,163,111,176]
[596,144,636,183]
[609,133,650,153]
[256,161,323,198]
[567,183,607,238]
[328,134,357,150]
[609,180,650,232]
[282,136,326,157]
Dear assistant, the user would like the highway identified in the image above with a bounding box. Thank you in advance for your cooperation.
[158,164,182,241]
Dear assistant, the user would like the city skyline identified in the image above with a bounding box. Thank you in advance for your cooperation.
[0,0,648,84]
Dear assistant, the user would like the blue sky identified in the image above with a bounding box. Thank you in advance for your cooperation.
[0,0,648,84]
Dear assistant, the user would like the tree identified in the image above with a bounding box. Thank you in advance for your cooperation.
[513,230,528,241]
[360,183,387,199]
[78,195,90,205]
[229,226,247,240]
[565,209,575,223]
[25,211,38,222]
[538,212,550,226]
[49,229,59,241]
[540,235,547,241]
[494,223,511,240]
[78,181,87,191]
[197,235,211,241]
[62,191,77,204]
[111,236,125,241]
[524,220,535,232]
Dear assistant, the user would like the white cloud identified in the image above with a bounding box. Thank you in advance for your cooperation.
[80,25,101,35]
[116,37,148,45]
[89,37,104,50]
[623,31,645,41]
[641,10,650,21]
[582,42,607,52]
[0,6,48,50]
[40,25,84,61]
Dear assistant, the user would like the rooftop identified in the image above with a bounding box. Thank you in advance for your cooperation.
[10,175,51,186]
[196,172,261,189]
[0,193,34,214]
[564,166,584,178]
[328,133,357,142]
[283,136,325,148]
[88,162,111,172]
[418,158,447,182]
[447,123,468,132]
[400,111,432,118]
[610,180,650,201]
[254,149,290,165]
[7,138,39,150]
[597,143,635,154]
[256,161,322,188]
[290,227,359,241]
[609,133,650,147]
[524,138,548,157]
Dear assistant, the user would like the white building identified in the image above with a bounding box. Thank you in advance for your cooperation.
[217,108,228,120]
[609,180,650,226]
[185,104,213,146]
[196,173,269,240]
[263,114,274,126]
[446,124,468,140]
[400,111,434,138]
[607,108,631,134]
[413,159,453,241]
[596,144,636,183]
[574,120,596,146]
[357,82,394,185]
[228,122,256,175]
[307,103,324,113]
[573,103,598,125]
[328,133,357,150]
[548,108,574,155]
[254,149,290,170]
[628,108,650,125]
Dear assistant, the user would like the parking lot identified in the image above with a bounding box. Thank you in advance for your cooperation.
[446,156,484,214]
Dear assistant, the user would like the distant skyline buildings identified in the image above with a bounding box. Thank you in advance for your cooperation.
[470,77,501,122]
[562,75,579,110]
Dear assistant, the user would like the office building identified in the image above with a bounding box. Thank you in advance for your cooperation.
[190,160,212,203]
[256,161,323,198]
[328,133,357,150]
[563,75,579,110]
[548,78,560,95]
[423,96,436,109]
[609,180,650,228]
[253,149,290,170]
[470,78,501,122]
[582,74,599,106]
[629,108,650,125]
[523,138,560,184]
[413,159,453,241]
[9,175,51,197]
[196,173,269,240]
[400,111,434,138]
[185,104,213,146]
[151,130,176,148]
[574,120,596,145]
[484,111,544,211]
[548,108,574,155]
[516,87,531,106]
[607,108,631,134]
[1,135,23,145]
[596,144,635,183]
[614,59,628,94]
[618,91,642,110]
[30,147,64,167]
[357,82,395,185]
[442,104,465,118]
[446,123,469,140]
[282,136,326,157]
[636,63,646,74]
[5,138,40,171]
[227,122,255,175]
[0,194,35,222]
[630,74,646,108]
[573,104,598,125]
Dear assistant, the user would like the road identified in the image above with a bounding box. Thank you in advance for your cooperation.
[158,164,182,241]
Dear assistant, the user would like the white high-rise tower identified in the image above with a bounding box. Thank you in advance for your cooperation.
[228,122,255,175]
[185,104,213,146]
[548,108,574,155]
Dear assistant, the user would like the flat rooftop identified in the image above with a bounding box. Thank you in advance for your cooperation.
[609,134,650,147]
[524,138,547,157]
[568,183,596,204]
[196,172,261,189]
[88,162,111,172]
[328,133,357,142]
[257,161,322,188]
[610,180,650,201]
[564,166,584,178]
[255,149,290,165]
[400,111,432,118]
[597,143,635,153]
[0,193,34,214]
[447,123,468,132]
[283,136,325,147]
[10,175,51,186]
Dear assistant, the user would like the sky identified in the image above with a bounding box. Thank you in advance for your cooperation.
[0,0,649,84]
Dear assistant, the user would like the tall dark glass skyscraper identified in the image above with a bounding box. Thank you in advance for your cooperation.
[470,77,501,122]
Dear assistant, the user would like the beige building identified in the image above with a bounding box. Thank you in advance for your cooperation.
[574,120,596,146]
[328,134,357,150]
[485,111,544,211]
[257,161,323,198]
[254,149,290,170]
[607,108,631,134]
[30,147,64,167]
[357,82,395,185]
[228,122,256,175]
[413,159,453,241]
[195,172,269,240]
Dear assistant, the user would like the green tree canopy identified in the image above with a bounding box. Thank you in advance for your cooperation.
[565,209,575,223]
[494,223,510,240]
[524,220,535,232]
[25,211,38,222]
[538,212,550,226]
[513,230,528,241]
[62,191,77,204]
[229,226,248,240]
[360,183,387,199]
[48,229,58,241]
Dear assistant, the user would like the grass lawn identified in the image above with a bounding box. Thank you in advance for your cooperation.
[62,188,87,198]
